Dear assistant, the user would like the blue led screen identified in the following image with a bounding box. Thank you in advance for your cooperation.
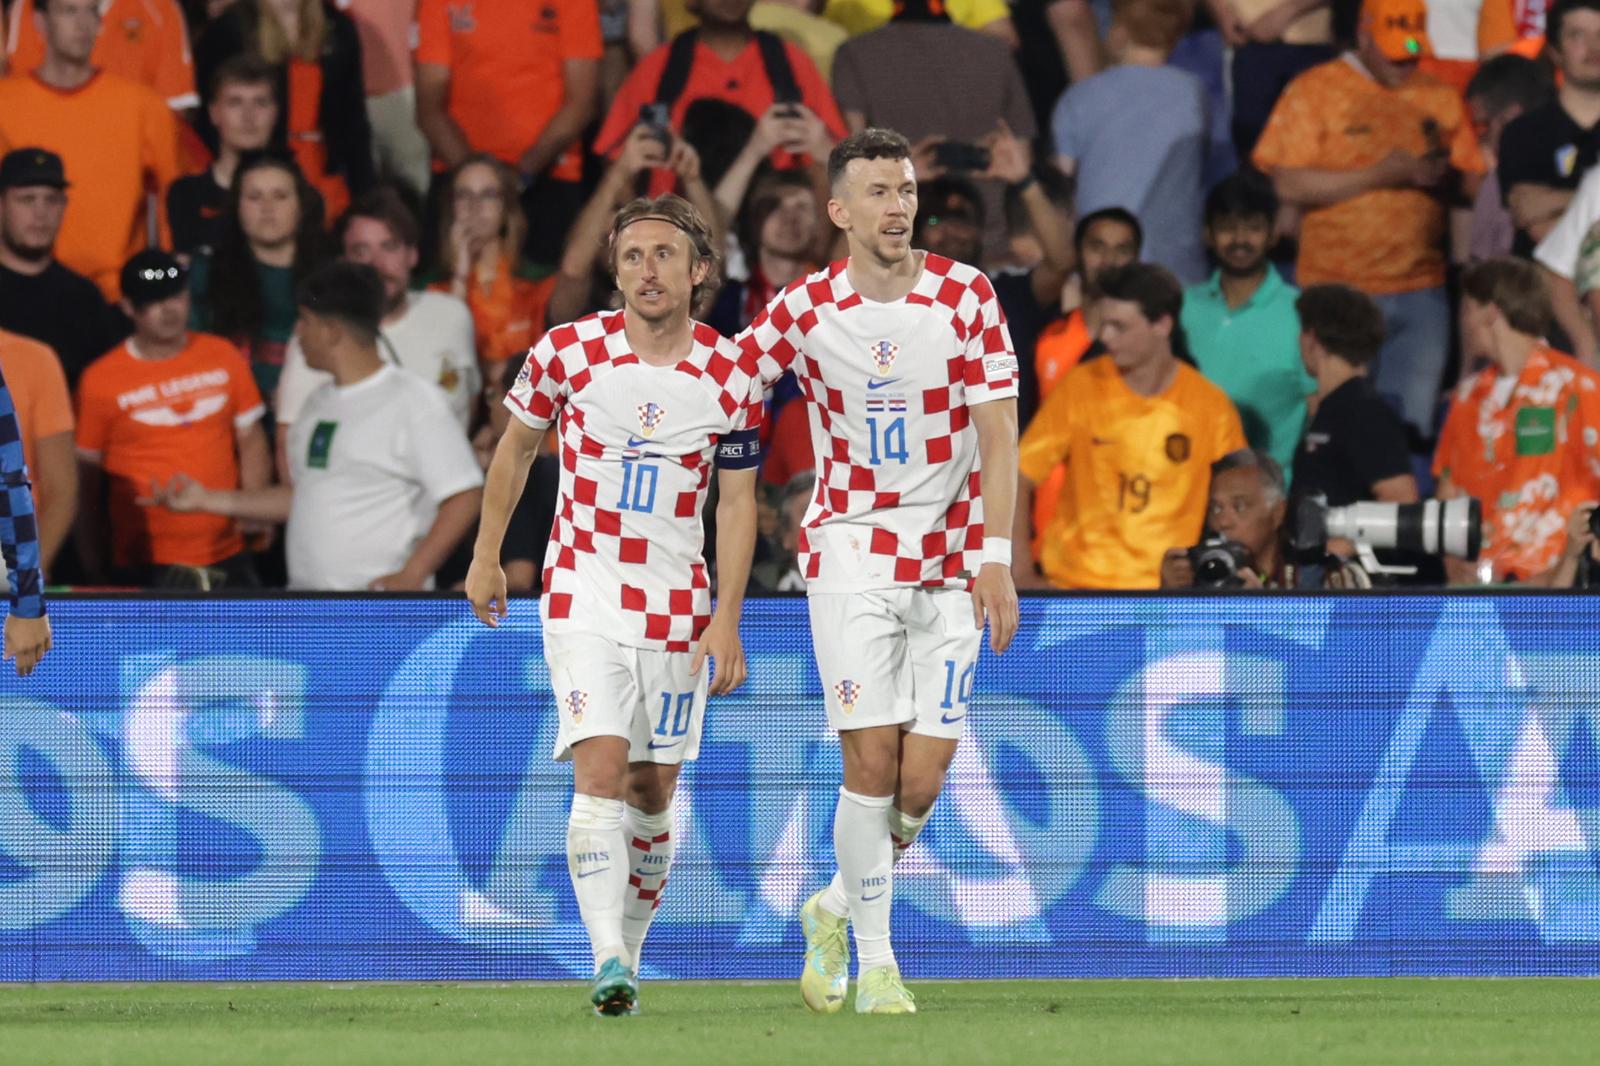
[2,595,1599,979]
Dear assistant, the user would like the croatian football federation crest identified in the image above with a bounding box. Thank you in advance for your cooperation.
[834,679,862,715]
[636,401,667,438]
[565,689,588,724]
[869,340,899,376]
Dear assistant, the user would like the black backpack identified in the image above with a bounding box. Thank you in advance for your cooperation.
[654,29,801,109]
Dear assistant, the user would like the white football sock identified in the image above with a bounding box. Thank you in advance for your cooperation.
[567,793,628,971]
[833,787,895,971]
[819,805,932,919]
[621,805,675,967]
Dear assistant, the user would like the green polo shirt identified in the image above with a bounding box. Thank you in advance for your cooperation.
[1181,265,1313,478]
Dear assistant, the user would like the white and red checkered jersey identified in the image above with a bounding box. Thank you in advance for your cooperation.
[505,310,764,651]
[736,253,1019,592]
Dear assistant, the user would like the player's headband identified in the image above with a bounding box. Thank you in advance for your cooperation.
[614,215,691,238]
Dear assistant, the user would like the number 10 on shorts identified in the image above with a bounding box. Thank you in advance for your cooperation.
[655,691,693,737]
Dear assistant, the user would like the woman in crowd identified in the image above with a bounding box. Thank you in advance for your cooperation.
[195,0,374,222]
[189,152,328,407]
[427,154,557,377]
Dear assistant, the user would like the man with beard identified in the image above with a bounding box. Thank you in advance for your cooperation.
[273,188,479,445]
[0,149,129,388]
[1181,170,1312,477]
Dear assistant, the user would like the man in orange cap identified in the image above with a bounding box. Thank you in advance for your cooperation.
[1253,0,1485,452]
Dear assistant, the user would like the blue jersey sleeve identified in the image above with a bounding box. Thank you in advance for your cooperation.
[0,362,44,619]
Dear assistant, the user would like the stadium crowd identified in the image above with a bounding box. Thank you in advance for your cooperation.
[1,0,1598,591]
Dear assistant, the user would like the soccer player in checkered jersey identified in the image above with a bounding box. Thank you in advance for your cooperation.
[736,128,1021,1015]
[0,359,51,677]
[465,195,763,1017]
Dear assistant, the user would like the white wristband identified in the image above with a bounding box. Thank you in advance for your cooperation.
[981,537,1012,566]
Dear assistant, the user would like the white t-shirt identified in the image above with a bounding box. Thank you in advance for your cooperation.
[735,253,1019,593]
[1534,165,1600,284]
[285,365,484,590]
[276,290,480,428]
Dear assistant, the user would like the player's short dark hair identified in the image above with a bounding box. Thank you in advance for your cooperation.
[1296,284,1385,367]
[336,185,421,252]
[1550,0,1600,45]
[827,128,912,188]
[296,261,385,344]
[607,194,723,316]
[1204,168,1278,227]
[1073,206,1143,255]
[1462,257,1554,337]
[1097,261,1181,327]
[1465,54,1555,118]
[1211,448,1285,503]
[208,54,278,106]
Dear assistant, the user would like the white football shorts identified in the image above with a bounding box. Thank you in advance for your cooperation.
[544,630,708,765]
[807,587,982,740]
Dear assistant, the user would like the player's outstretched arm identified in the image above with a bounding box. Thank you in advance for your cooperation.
[466,417,546,627]
[694,466,758,695]
[971,399,1021,654]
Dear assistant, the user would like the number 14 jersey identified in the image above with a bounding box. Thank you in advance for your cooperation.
[505,311,763,651]
[738,254,1019,592]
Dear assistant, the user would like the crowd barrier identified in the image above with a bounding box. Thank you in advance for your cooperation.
[2,594,1598,979]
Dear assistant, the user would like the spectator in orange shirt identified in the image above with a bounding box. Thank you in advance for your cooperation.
[1254,0,1486,444]
[0,329,75,577]
[189,152,329,407]
[75,250,272,587]
[7,0,199,110]
[595,0,847,194]
[415,0,602,263]
[196,0,374,225]
[168,56,279,260]
[0,0,182,300]
[425,155,560,374]
[1013,262,1246,590]
[1433,257,1600,583]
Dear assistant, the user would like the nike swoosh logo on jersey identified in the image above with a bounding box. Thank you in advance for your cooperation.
[861,891,886,902]
[940,712,967,725]
[625,436,651,447]
[647,739,681,750]
[866,378,902,391]
[575,867,611,879]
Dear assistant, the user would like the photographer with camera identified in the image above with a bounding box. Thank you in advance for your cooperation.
[1434,257,1600,584]
[1161,448,1375,589]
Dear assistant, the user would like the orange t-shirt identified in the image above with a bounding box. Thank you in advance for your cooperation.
[287,58,349,224]
[431,258,557,368]
[0,71,180,300]
[1028,309,1095,554]
[593,33,848,194]
[6,0,197,109]
[415,0,602,181]
[1253,57,1486,294]
[75,333,265,568]
[1019,356,1246,590]
[345,0,415,97]
[1433,345,1600,581]
[0,329,73,517]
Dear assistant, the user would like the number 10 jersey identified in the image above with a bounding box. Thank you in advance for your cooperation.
[506,311,764,651]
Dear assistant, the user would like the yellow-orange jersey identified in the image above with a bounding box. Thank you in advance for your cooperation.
[1019,356,1246,589]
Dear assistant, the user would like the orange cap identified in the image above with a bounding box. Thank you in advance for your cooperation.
[1363,0,1432,61]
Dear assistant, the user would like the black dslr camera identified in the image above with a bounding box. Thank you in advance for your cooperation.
[1186,533,1253,589]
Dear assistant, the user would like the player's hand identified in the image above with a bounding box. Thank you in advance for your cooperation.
[691,612,747,695]
[465,556,509,627]
[1158,547,1195,589]
[971,562,1019,654]
[4,613,51,678]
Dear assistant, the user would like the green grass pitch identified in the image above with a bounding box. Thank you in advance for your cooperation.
[3,979,1596,1065]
